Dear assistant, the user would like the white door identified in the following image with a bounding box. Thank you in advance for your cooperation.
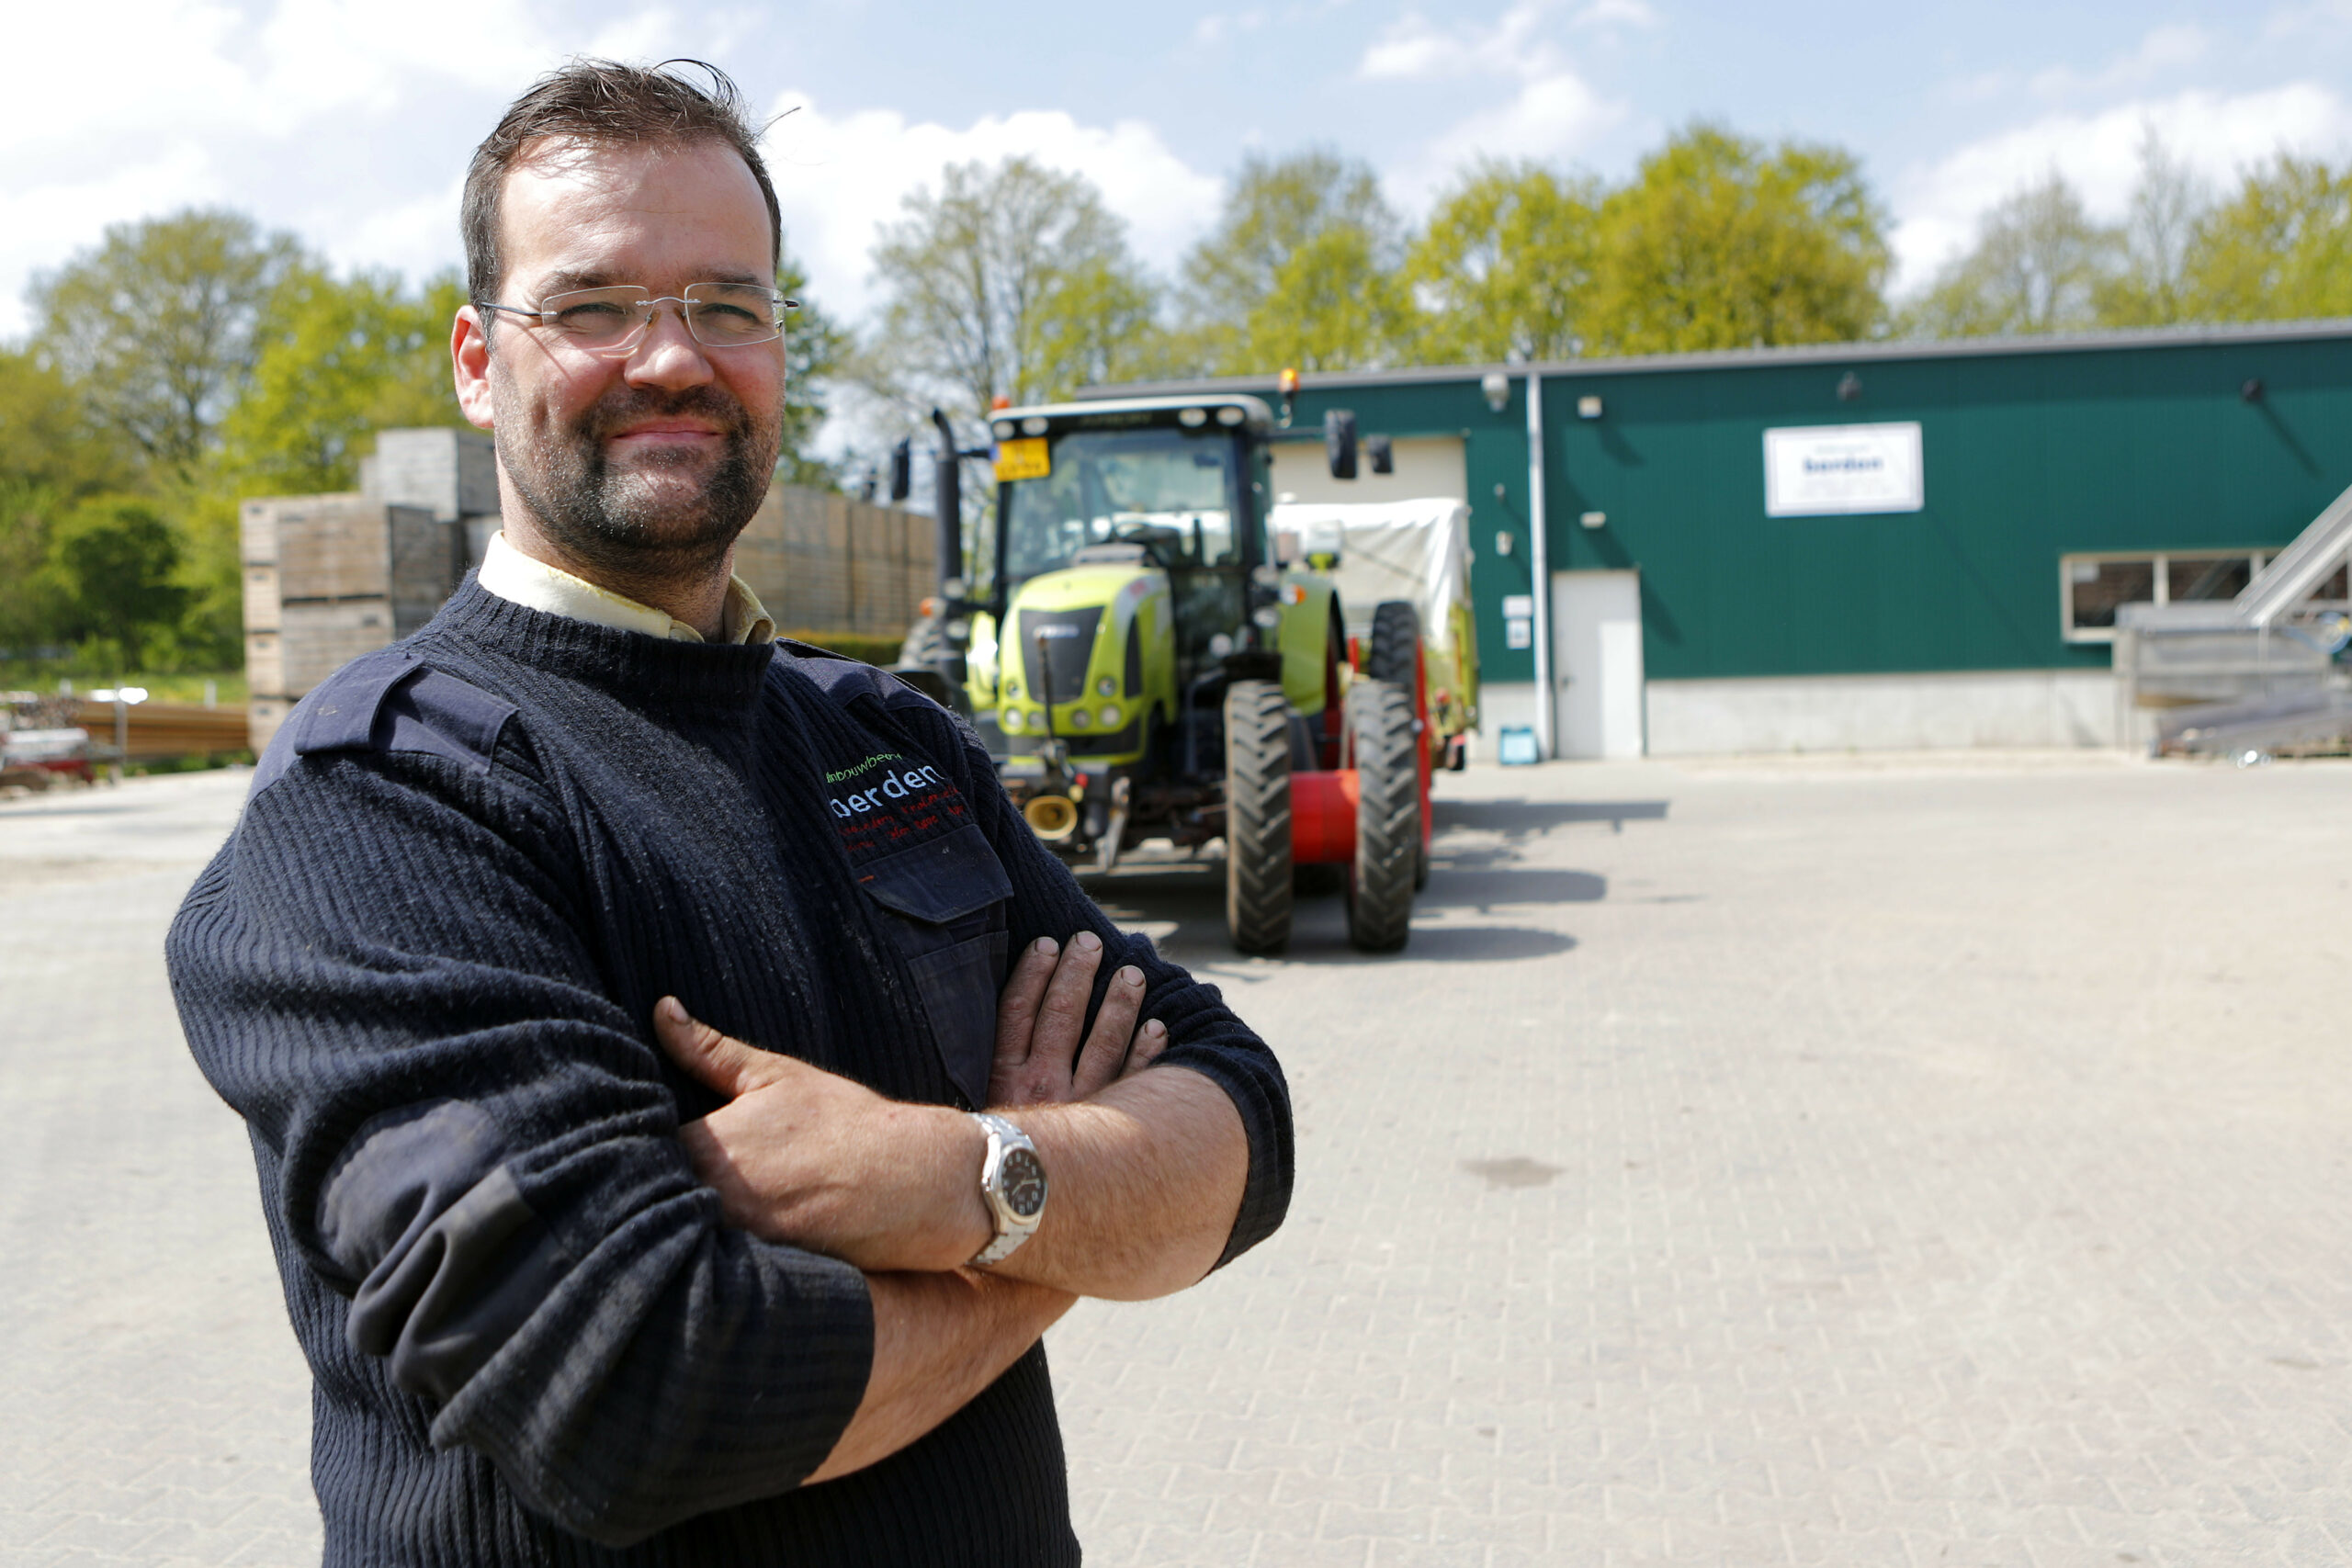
[1552,571,1645,759]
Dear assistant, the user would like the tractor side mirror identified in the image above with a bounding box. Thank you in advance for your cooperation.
[1325,410,1358,480]
[888,438,912,502]
[1365,434,1394,475]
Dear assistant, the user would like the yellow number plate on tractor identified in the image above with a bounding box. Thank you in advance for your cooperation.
[994,438,1050,481]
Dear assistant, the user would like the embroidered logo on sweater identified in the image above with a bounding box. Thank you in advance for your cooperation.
[825,750,969,861]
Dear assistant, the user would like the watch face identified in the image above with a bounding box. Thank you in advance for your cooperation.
[1001,1148,1047,1219]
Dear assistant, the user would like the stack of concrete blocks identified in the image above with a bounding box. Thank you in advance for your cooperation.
[730,484,934,637]
[244,430,498,751]
[360,427,503,568]
[243,426,935,750]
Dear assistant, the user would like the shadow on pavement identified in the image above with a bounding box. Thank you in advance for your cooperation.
[1081,856,1591,965]
[1434,797,1668,837]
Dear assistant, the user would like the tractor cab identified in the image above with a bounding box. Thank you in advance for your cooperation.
[968,397,1280,785]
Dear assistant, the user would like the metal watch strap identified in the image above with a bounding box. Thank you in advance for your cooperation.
[969,1111,1043,1268]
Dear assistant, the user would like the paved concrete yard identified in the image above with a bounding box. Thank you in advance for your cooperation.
[4,753,2348,1565]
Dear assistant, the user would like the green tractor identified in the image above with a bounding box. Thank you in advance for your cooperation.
[901,392,1432,953]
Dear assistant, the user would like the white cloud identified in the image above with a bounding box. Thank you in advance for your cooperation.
[1889,83,2352,293]
[759,96,1226,321]
[2029,22,2211,100]
[1359,0,1561,81]
[1570,0,1659,29]
[1355,1,1624,200]
[1193,9,1265,47]
[1396,73,1625,200]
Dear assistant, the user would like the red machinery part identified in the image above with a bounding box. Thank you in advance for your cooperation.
[1291,769,1358,864]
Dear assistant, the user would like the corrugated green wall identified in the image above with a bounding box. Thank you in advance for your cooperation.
[1283,333,2352,684]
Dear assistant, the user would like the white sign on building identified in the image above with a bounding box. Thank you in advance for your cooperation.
[1763,422,1924,517]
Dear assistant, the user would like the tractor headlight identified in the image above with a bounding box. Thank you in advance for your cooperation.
[1095,675,1116,697]
[1069,707,1092,729]
[1001,707,1023,733]
[1098,704,1122,728]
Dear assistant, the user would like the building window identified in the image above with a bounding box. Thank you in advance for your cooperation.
[2061,550,2270,642]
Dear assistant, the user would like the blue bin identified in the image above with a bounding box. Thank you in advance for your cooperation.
[1497,726,1540,766]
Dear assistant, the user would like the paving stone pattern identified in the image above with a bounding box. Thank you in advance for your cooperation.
[5,756,2348,1566]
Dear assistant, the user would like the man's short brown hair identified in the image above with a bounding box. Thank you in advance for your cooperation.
[462,58,782,309]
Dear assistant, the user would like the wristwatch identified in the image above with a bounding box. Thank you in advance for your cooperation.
[967,1111,1048,1267]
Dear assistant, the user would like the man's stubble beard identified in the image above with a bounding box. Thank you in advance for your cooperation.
[492,363,781,591]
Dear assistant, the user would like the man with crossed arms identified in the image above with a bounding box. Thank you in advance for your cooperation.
[169,58,1290,1566]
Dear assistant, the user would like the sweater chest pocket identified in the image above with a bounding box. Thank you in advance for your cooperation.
[855,823,1014,1108]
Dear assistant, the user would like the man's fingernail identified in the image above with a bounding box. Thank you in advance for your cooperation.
[1074,931,1102,953]
[1144,1021,1166,1039]
[1035,937,1059,957]
[1118,965,1143,987]
[660,997,685,1022]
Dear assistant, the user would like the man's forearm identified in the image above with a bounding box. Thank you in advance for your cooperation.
[805,1269,1073,1484]
[989,1066,1248,1302]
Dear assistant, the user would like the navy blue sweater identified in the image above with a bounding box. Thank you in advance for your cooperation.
[166,581,1292,1565]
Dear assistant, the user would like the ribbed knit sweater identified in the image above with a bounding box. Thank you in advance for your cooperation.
[166,580,1293,1565]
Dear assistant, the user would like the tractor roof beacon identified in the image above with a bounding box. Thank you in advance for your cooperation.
[896,390,1441,954]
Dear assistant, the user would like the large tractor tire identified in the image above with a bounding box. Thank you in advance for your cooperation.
[1223,680,1294,954]
[1367,599,1432,896]
[1366,600,1419,685]
[1345,679,1420,952]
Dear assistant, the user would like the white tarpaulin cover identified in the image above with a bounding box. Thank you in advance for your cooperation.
[1270,498,1474,648]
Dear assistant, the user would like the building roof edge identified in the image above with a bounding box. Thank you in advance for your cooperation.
[1077,318,2352,400]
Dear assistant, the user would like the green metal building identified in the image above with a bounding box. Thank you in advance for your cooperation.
[1092,321,2352,757]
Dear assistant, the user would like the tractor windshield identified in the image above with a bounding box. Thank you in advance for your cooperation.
[999,427,1244,589]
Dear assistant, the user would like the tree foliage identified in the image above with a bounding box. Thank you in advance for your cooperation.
[30,209,302,484]
[38,496,188,668]
[1408,159,1602,364]
[2177,153,2352,322]
[1905,175,2119,338]
[1179,150,1406,372]
[1584,125,1890,355]
[777,242,851,488]
[868,156,1159,419]
[216,266,468,498]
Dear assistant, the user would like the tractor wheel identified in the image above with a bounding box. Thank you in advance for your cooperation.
[1345,679,1420,952]
[1223,680,1294,954]
[1413,837,1430,892]
[1366,600,1419,685]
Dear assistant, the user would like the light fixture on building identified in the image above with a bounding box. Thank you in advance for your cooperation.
[1838,372,1862,402]
[1494,531,1514,556]
[1580,511,1607,529]
[1577,395,1603,420]
[2242,378,2266,402]
[1481,371,1510,412]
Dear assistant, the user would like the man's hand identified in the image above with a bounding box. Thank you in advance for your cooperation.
[989,931,1169,1108]
[658,998,989,1272]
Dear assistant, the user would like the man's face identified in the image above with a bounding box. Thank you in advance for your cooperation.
[459,137,785,582]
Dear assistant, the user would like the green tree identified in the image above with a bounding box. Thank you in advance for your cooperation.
[1407,159,1603,364]
[30,209,304,483]
[1905,175,2118,338]
[868,157,1161,420]
[1587,124,1889,354]
[1244,227,1418,373]
[39,496,189,669]
[775,242,852,488]
[216,265,468,498]
[1178,150,1408,372]
[2097,130,2211,327]
[2177,154,2352,322]
[0,350,141,660]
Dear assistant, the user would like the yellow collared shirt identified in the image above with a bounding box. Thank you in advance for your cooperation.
[476,531,777,647]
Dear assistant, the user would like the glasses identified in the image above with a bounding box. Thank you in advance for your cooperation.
[482,283,797,355]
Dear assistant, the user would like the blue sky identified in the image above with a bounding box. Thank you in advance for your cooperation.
[7,0,2352,339]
